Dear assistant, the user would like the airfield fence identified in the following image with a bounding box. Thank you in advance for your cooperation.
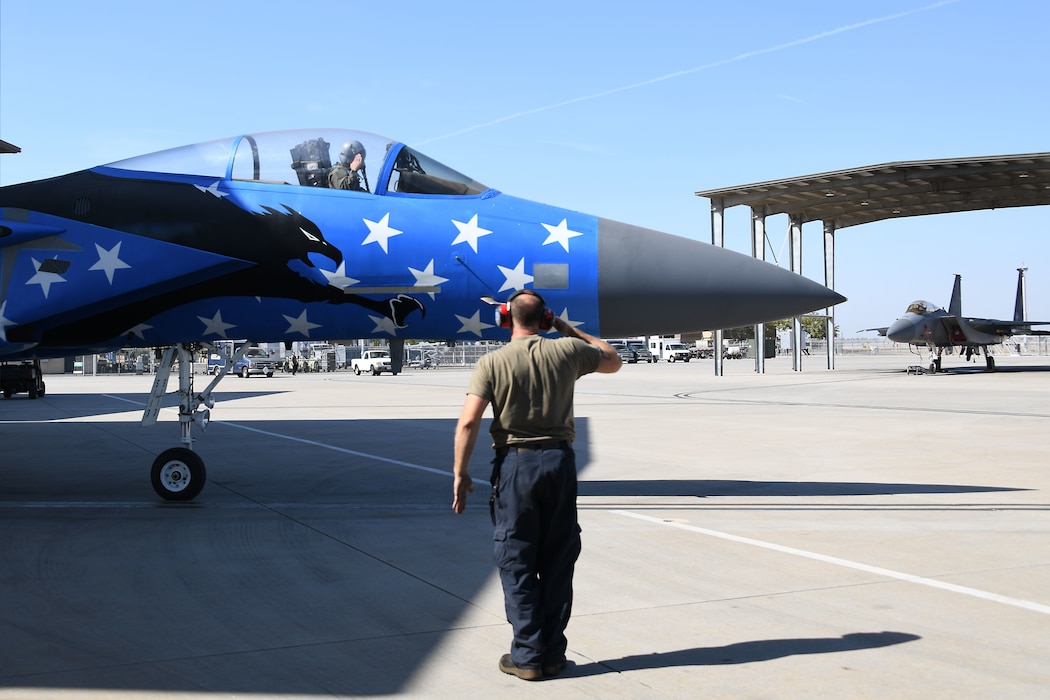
[816,335,1050,357]
[69,335,1050,376]
[419,335,1050,368]
[405,342,502,368]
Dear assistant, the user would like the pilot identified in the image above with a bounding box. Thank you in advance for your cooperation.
[328,140,370,192]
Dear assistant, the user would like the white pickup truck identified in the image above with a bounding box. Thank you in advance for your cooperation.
[350,349,393,376]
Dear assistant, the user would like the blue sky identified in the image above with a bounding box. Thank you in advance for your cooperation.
[2,0,1047,336]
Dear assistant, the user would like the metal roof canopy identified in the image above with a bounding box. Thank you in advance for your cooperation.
[696,152,1050,229]
[694,152,1050,374]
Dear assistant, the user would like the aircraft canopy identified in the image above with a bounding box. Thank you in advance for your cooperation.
[106,129,490,197]
[905,301,941,315]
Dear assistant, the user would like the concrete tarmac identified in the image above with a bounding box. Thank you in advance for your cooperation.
[1,354,1047,698]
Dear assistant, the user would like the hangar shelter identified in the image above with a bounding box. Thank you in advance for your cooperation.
[696,152,1050,374]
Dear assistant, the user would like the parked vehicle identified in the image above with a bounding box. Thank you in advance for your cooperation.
[628,344,654,363]
[723,343,748,359]
[649,338,692,362]
[691,345,716,359]
[612,343,637,363]
[1,360,46,399]
[351,349,394,376]
[232,347,276,377]
[206,340,235,374]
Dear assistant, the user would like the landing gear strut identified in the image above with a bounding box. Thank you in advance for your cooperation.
[929,351,942,374]
[143,342,247,500]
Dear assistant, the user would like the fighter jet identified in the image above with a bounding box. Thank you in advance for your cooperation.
[0,128,844,499]
[863,268,1049,373]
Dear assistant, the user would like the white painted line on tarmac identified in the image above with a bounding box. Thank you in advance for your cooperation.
[612,509,1050,616]
[99,393,452,477]
[218,421,451,477]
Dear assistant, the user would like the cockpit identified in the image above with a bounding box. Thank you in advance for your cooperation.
[905,300,942,316]
[106,128,491,197]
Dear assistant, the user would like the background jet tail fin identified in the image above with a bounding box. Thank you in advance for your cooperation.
[1013,267,1027,324]
[948,274,962,317]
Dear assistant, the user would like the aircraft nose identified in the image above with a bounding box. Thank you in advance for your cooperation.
[596,218,846,337]
[886,316,920,344]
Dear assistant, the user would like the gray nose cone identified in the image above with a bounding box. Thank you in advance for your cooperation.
[886,317,919,344]
[597,218,846,337]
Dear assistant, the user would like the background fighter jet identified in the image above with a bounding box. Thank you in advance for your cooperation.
[0,128,844,499]
[862,268,1049,373]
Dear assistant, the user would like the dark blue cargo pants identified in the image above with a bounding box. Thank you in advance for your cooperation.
[490,443,582,670]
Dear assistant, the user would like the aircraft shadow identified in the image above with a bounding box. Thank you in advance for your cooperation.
[568,631,920,677]
[0,389,289,419]
[0,408,1004,696]
[943,364,1050,374]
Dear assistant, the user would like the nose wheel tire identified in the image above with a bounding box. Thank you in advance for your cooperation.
[151,448,207,501]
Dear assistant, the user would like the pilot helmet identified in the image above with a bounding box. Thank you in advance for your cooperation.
[339,140,366,166]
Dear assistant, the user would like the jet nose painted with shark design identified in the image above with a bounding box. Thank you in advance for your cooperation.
[0,128,844,499]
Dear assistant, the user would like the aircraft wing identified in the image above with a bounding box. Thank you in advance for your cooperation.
[963,317,1050,336]
[0,209,251,355]
[859,327,889,336]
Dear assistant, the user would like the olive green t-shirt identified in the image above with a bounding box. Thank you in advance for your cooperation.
[468,335,600,447]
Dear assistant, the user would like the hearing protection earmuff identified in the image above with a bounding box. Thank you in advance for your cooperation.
[496,289,555,331]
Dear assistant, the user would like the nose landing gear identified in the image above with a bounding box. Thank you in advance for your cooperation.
[143,342,249,501]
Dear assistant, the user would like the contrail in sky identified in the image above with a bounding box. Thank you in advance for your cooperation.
[419,0,959,145]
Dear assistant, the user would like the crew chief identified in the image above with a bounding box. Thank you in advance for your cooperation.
[452,289,621,680]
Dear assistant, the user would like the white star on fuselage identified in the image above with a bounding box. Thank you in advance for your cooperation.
[369,314,398,336]
[451,214,493,253]
[88,242,131,284]
[362,213,403,253]
[0,301,14,342]
[556,308,584,330]
[541,219,584,252]
[320,261,360,290]
[198,309,236,338]
[26,258,67,298]
[455,310,496,337]
[409,259,449,299]
[194,181,229,198]
[497,257,534,293]
[126,323,153,340]
[284,309,322,337]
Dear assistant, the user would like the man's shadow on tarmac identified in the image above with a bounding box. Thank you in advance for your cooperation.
[567,631,920,677]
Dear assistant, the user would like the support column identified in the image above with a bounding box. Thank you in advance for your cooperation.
[790,215,803,372]
[391,338,405,374]
[1016,266,1029,321]
[710,199,725,377]
[751,207,766,374]
[824,220,836,370]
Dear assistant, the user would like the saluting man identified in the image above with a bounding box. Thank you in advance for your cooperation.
[452,289,621,680]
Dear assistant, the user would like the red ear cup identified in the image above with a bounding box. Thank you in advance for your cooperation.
[498,291,553,330]
[497,303,512,328]
[540,308,554,331]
